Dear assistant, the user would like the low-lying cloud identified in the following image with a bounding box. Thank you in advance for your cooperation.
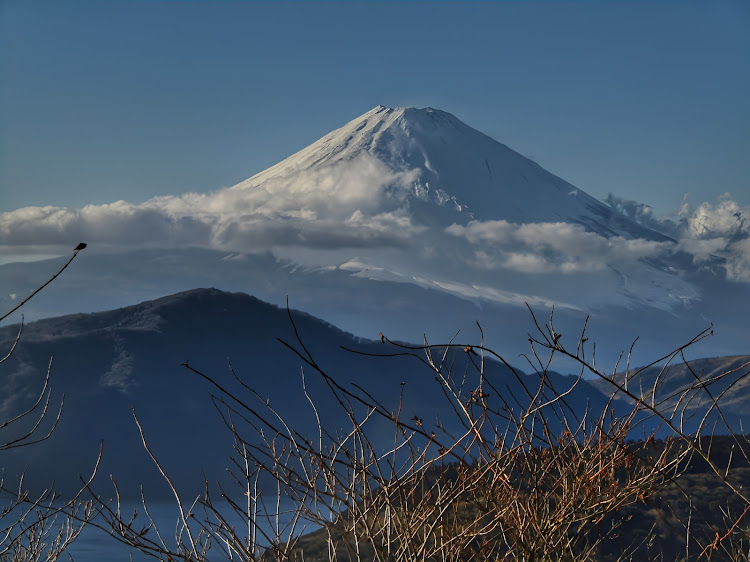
[1,154,424,252]
[446,220,673,274]
[607,192,750,282]
[2,155,748,293]
[443,192,750,285]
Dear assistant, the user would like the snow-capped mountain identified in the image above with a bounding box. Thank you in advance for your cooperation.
[233,105,670,241]
[1,105,745,364]
[223,105,697,315]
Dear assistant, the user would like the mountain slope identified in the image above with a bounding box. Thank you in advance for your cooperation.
[588,354,750,420]
[225,106,701,318]
[234,105,672,240]
[1,288,598,497]
[1,289,745,503]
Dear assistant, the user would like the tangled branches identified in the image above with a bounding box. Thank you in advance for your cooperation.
[98,303,749,561]
[0,245,98,562]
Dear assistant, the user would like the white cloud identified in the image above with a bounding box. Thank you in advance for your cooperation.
[685,194,748,239]
[503,251,556,274]
[676,195,750,282]
[724,238,750,283]
[3,155,747,331]
[676,237,729,265]
[0,154,424,252]
[607,192,750,283]
[0,202,211,247]
[446,220,673,274]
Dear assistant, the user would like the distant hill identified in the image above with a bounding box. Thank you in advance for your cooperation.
[0,288,593,498]
[0,289,745,501]
[588,355,750,433]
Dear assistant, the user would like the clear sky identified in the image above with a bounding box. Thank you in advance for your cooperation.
[1,0,748,216]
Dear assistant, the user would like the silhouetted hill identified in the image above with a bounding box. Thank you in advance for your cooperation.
[0,289,593,499]
[1,289,743,501]
[588,355,750,434]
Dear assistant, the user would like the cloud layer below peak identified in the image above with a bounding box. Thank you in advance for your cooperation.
[446,220,673,274]
[606,193,750,283]
[1,154,425,252]
[2,156,748,317]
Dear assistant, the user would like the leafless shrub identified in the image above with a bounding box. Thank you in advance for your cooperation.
[96,301,750,561]
[0,245,98,562]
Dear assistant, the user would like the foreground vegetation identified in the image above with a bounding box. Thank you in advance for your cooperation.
[1,247,749,561]
[288,435,750,561]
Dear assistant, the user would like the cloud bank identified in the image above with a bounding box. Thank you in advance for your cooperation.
[1,154,423,252]
[606,192,750,282]
[2,152,748,308]
[446,220,673,274]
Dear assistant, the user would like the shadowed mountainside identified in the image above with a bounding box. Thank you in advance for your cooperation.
[0,288,596,499]
[0,288,745,500]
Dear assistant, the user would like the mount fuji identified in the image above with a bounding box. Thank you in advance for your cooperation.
[221,105,698,317]
[234,105,668,240]
[1,106,745,363]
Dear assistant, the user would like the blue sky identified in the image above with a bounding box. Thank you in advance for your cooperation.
[1,0,748,216]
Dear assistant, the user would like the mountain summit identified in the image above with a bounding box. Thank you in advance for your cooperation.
[233,105,668,240]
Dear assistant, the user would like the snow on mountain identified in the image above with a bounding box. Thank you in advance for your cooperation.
[224,105,696,313]
[233,105,671,241]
